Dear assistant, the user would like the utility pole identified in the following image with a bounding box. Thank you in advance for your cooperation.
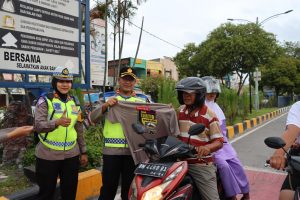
[254,68,261,110]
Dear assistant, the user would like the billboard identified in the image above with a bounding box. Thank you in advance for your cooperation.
[0,0,80,74]
[82,18,106,86]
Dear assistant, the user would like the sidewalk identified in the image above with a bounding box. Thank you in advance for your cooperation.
[240,167,286,200]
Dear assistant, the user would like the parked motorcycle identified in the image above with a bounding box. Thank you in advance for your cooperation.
[128,123,221,200]
[264,137,300,200]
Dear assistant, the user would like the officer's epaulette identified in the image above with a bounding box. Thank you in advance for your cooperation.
[46,92,54,101]
[71,95,81,106]
[38,92,54,101]
[35,92,54,106]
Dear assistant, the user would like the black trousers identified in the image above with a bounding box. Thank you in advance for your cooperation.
[35,156,79,200]
[98,155,136,200]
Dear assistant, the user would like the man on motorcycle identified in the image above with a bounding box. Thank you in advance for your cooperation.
[269,101,300,200]
[175,77,224,200]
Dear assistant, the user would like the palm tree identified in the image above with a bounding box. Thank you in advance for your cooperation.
[91,0,147,85]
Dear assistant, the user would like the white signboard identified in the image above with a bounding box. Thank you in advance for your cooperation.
[253,71,261,81]
[0,0,79,74]
[81,18,106,86]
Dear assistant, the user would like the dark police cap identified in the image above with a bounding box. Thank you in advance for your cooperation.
[119,67,137,79]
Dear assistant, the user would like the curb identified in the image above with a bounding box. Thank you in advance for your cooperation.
[226,106,291,140]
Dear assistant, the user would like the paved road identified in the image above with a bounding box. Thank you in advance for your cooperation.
[231,113,289,200]
[232,113,288,169]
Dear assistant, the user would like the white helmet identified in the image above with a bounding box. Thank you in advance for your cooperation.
[201,76,221,93]
[53,67,73,81]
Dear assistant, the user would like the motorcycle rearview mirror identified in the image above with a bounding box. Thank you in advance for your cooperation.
[264,137,286,149]
[132,123,147,135]
[188,124,206,136]
[187,124,206,146]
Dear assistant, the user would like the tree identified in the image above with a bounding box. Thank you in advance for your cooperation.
[283,41,300,59]
[282,41,300,95]
[200,23,279,95]
[110,0,146,84]
[261,55,299,97]
[173,43,201,78]
[91,1,146,85]
[174,23,280,95]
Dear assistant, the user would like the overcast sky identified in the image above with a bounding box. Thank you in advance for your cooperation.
[93,0,300,60]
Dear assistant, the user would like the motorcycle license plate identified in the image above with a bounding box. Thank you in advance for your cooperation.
[134,163,171,178]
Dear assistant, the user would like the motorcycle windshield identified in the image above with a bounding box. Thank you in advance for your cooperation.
[157,136,191,158]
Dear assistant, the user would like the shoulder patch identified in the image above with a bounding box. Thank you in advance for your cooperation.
[53,103,62,111]
[37,97,46,105]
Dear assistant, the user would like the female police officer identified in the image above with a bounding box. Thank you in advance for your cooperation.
[34,67,88,200]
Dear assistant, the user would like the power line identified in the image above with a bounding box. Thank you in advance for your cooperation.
[90,0,184,50]
[125,18,183,50]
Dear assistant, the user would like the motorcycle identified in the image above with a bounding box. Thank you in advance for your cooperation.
[264,137,300,200]
[128,123,223,200]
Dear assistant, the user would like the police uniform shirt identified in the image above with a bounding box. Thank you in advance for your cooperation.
[34,98,86,160]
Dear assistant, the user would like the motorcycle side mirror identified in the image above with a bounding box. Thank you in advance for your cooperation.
[132,123,147,135]
[264,137,286,149]
[188,124,206,136]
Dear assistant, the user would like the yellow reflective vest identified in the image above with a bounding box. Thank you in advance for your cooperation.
[103,95,145,148]
[39,97,80,151]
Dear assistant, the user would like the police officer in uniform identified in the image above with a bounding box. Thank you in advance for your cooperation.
[34,67,88,200]
[91,67,145,200]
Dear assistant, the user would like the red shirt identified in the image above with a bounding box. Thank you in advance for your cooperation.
[178,105,223,147]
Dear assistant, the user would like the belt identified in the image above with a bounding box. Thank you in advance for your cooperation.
[187,157,214,164]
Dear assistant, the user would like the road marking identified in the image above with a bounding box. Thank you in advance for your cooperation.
[230,113,288,144]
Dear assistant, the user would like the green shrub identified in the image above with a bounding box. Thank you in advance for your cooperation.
[239,91,250,120]
[140,76,164,102]
[157,78,180,108]
[218,87,238,124]
[23,142,35,167]
[84,125,104,169]
[218,86,252,125]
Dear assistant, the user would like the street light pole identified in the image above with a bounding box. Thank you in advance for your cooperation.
[227,10,293,112]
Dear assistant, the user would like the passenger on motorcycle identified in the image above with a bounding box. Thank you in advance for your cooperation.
[202,76,250,200]
[269,101,300,200]
[175,77,224,200]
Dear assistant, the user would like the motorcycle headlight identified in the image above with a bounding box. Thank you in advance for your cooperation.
[141,164,184,200]
[141,182,166,200]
